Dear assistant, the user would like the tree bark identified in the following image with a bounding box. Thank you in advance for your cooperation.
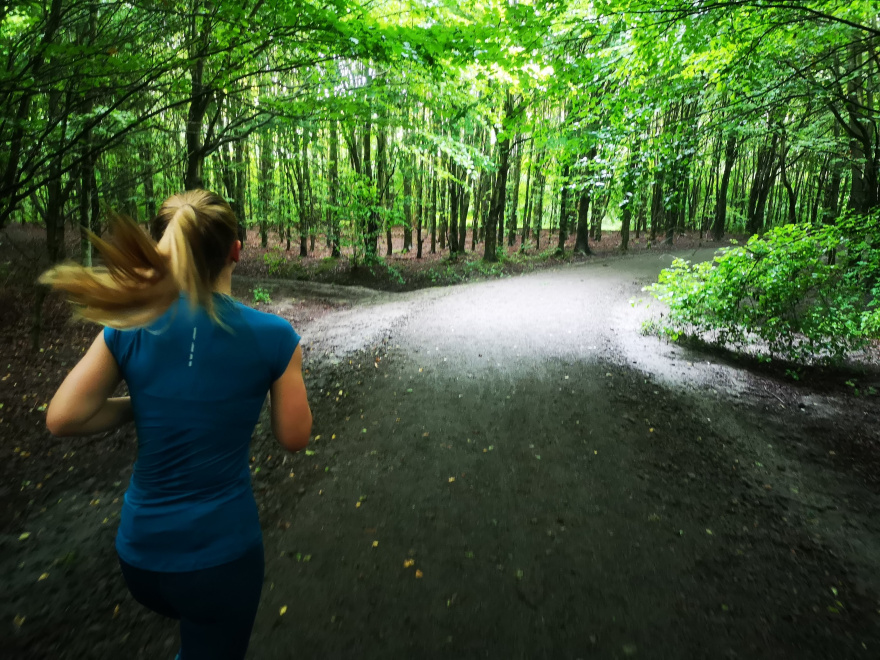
[329,120,340,256]
[507,140,521,246]
[713,135,737,241]
[555,162,571,255]
[484,111,512,263]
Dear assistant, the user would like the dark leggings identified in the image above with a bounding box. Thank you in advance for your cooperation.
[118,543,264,660]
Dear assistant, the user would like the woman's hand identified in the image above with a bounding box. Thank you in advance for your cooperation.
[46,332,133,437]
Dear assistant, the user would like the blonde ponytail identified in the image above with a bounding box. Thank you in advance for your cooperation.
[160,203,218,320]
[40,190,239,329]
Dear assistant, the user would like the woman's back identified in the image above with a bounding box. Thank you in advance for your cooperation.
[107,294,299,571]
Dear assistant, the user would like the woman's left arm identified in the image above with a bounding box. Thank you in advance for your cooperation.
[47,331,133,437]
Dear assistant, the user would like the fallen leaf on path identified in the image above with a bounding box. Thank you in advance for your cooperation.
[415,570,423,578]
[372,540,379,548]
[448,477,455,483]
[404,559,415,568]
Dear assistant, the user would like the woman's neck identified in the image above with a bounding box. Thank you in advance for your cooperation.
[213,268,233,296]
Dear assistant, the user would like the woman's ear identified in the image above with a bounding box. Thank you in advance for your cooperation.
[229,240,242,264]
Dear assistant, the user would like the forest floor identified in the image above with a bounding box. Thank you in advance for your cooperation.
[3,228,880,659]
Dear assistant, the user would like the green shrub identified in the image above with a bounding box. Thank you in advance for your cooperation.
[263,247,286,276]
[252,287,272,304]
[646,214,880,363]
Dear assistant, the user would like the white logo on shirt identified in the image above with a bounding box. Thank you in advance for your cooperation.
[188,326,197,367]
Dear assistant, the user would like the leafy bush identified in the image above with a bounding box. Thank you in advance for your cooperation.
[646,214,880,363]
[263,247,287,276]
[263,247,308,279]
[252,287,272,304]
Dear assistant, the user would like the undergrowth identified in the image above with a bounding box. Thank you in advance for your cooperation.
[646,213,880,364]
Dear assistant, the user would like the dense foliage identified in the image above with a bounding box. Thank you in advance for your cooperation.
[648,214,880,363]
[2,0,879,357]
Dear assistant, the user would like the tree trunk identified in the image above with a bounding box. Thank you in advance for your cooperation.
[484,114,512,263]
[363,118,377,259]
[259,131,272,248]
[415,162,423,259]
[0,0,64,230]
[843,43,879,213]
[403,166,413,256]
[430,163,437,254]
[184,13,211,191]
[507,140,521,246]
[459,176,469,252]
[303,127,315,254]
[447,163,459,254]
[533,170,545,251]
[555,162,571,255]
[746,133,779,235]
[650,171,663,242]
[329,120,340,256]
[574,189,592,255]
[780,147,797,224]
[713,135,737,241]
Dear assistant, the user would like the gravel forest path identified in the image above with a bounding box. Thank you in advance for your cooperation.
[4,250,880,659]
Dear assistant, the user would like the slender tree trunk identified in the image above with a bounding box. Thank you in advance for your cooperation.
[363,118,377,259]
[534,171,545,251]
[416,161,423,259]
[184,12,210,190]
[472,171,483,250]
[507,140,521,246]
[714,135,737,241]
[484,106,512,263]
[556,162,571,255]
[329,120,340,257]
[520,148,533,249]
[459,176,469,252]
[258,132,272,248]
[574,189,592,255]
[403,157,413,253]
[448,162,459,254]
[780,147,797,224]
[439,165,448,251]
[430,164,437,254]
[303,127,316,254]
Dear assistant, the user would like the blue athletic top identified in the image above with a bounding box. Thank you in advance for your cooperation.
[105,294,300,572]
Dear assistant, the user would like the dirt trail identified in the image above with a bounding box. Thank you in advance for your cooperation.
[4,250,880,659]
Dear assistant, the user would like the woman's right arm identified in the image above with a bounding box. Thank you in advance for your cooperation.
[269,344,312,452]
